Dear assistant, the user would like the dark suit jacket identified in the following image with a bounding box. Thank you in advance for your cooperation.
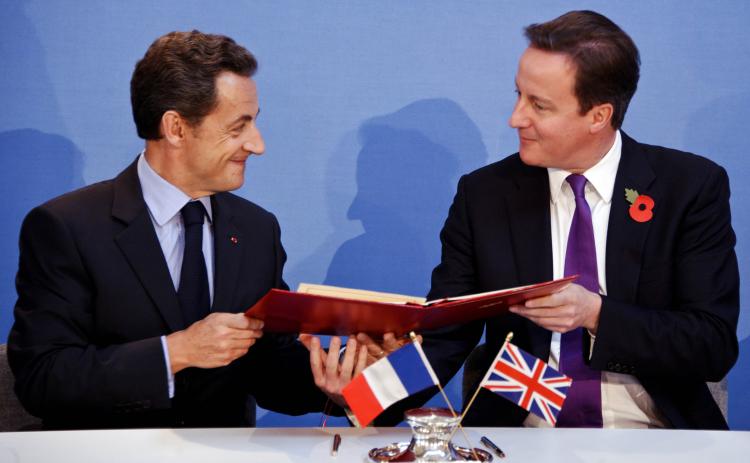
[7,160,328,429]
[380,132,739,429]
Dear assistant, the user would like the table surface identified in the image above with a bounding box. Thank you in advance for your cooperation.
[0,426,748,462]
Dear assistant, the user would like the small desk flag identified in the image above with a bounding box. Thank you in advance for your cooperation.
[342,341,439,427]
[480,341,572,426]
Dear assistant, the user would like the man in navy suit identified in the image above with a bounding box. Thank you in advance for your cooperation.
[392,11,738,429]
[7,30,364,429]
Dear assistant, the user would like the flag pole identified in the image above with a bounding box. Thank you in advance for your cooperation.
[459,332,514,424]
[409,332,480,462]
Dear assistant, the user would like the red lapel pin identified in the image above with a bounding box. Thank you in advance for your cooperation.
[625,188,655,223]
[230,235,239,245]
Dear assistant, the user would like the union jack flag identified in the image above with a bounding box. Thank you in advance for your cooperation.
[480,341,572,426]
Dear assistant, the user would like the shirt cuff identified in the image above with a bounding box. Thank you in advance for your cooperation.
[160,335,175,399]
[587,329,596,360]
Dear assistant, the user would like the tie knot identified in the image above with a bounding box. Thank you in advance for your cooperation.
[181,201,206,226]
[566,174,588,199]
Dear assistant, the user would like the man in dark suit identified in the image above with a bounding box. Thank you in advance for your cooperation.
[7,30,362,429]
[407,11,739,429]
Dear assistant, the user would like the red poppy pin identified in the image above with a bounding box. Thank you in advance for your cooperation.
[625,188,654,223]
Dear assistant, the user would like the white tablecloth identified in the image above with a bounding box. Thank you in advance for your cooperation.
[0,426,748,462]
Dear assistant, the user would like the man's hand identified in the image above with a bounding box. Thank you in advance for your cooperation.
[166,313,264,374]
[299,332,423,407]
[299,335,367,407]
[355,332,419,364]
[509,283,602,334]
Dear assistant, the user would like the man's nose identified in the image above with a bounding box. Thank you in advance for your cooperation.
[243,125,265,155]
[508,100,529,129]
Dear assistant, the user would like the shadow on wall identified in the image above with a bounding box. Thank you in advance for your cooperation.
[0,1,65,132]
[257,99,488,427]
[325,98,488,296]
[0,130,85,340]
[684,92,750,430]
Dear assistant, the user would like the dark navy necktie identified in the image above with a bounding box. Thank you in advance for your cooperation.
[177,201,210,326]
[556,174,603,427]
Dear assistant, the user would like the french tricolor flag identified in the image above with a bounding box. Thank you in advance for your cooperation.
[342,341,439,427]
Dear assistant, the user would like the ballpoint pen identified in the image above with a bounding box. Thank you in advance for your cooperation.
[331,433,342,456]
[480,435,506,458]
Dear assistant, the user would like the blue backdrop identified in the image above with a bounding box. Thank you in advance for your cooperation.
[1,0,748,429]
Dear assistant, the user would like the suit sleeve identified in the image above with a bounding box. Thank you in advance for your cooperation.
[592,165,739,381]
[7,205,171,419]
[425,175,486,382]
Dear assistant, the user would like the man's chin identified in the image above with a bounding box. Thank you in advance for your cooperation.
[518,149,545,168]
[227,179,245,192]
[213,177,245,193]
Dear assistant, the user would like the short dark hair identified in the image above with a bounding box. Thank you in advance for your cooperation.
[130,30,258,140]
[524,10,640,129]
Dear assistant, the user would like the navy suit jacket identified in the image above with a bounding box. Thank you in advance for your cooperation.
[380,133,739,429]
[8,159,327,429]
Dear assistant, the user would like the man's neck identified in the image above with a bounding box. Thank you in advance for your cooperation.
[143,142,204,199]
[567,129,617,174]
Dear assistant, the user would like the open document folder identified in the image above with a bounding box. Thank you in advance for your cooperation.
[244,276,576,336]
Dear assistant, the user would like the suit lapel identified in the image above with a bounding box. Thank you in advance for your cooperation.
[503,161,553,357]
[211,193,243,312]
[112,161,185,331]
[605,132,656,303]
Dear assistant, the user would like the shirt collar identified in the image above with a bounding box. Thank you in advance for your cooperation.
[137,152,213,226]
[547,130,622,205]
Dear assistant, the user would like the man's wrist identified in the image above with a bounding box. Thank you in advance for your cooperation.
[166,330,189,374]
[585,293,602,334]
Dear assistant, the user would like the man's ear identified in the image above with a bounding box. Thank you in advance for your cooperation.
[161,110,187,146]
[589,103,614,134]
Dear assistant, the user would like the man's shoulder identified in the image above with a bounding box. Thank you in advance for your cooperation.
[460,152,541,190]
[467,152,526,177]
[625,134,726,177]
[213,191,277,224]
[36,178,117,217]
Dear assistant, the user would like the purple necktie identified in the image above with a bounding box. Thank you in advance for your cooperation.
[555,174,603,427]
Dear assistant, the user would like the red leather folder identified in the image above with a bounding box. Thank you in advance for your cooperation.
[245,276,576,336]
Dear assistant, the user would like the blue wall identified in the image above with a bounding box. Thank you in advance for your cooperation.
[1,0,748,429]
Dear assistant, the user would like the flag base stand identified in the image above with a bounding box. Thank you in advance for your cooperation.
[367,408,493,462]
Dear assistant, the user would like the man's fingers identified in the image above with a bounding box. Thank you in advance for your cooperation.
[525,283,588,308]
[211,327,262,341]
[241,315,265,330]
[355,333,380,352]
[523,293,563,308]
[382,332,402,351]
[202,312,265,330]
[298,333,314,351]
[300,334,328,365]
[355,333,386,358]
[325,336,343,382]
[308,336,326,386]
[512,306,573,319]
[339,338,357,381]
[354,345,368,376]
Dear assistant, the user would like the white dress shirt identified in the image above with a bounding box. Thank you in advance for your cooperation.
[523,131,666,428]
[136,152,215,398]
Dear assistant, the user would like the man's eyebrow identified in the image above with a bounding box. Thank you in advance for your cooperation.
[514,79,553,105]
[529,94,553,105]
[228,113,256,127]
